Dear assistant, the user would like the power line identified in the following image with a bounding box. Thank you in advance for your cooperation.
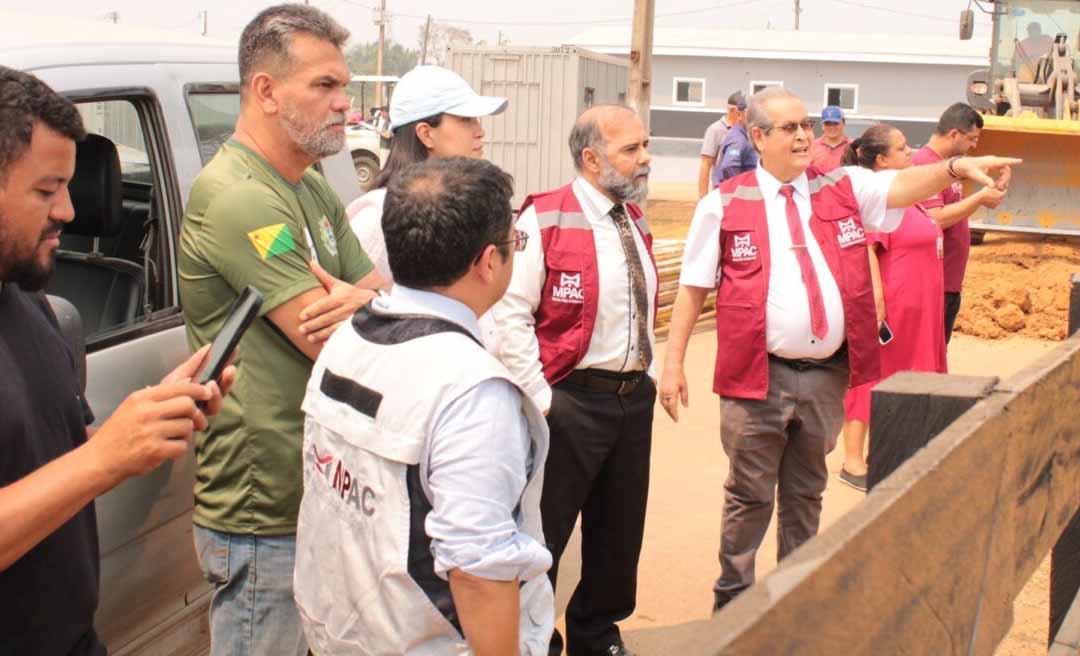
[823,0,955,24]
[339,0,771,28]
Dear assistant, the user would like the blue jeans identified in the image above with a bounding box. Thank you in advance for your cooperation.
[193,525,308,656]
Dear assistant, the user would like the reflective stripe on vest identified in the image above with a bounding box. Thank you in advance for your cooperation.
[712,167,881,400]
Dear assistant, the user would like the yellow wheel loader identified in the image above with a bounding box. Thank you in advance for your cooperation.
[960,0,1080,240]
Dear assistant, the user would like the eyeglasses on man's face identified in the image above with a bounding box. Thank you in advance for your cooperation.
[493,229,529,253]
[763,119,816,136]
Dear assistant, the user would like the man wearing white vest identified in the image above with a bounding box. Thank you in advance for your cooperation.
[492,104,657,656]
[659,87,1020,612]
[295,157,554,655]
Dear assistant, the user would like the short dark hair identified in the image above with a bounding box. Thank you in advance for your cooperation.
[238,4,349,90]
[935,102,984,135]
[383,158,515,289]
[0,66,85,181]
[371,114,443,190]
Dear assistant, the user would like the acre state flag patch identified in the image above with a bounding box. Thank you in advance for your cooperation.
[247,223,296,260]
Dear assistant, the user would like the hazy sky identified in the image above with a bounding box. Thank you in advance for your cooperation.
[0,0,994,49]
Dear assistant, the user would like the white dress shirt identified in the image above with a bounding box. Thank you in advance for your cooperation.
[378,285,551,582]
[347,188,502,352]
[680,164,903,361]
[491,177,659,412]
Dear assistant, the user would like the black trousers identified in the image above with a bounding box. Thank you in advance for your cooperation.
[542,373,655,656]
[944,292,962,343]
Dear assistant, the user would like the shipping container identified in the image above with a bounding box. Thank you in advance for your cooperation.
[447,45,630,206]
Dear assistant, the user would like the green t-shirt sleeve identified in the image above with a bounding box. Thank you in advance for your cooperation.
[199,183,321,315]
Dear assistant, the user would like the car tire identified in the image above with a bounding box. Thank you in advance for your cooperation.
[352,152,379,190]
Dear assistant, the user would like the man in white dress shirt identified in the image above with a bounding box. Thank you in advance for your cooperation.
[659,87,1019,612]
[492,105,657,656]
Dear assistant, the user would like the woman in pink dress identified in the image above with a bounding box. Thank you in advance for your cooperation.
[838,124,947,491]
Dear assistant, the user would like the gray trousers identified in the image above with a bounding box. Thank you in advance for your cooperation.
[713,356,848,601]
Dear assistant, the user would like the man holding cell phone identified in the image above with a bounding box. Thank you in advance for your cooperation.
[177,6,384,655]
[0,66,235,656]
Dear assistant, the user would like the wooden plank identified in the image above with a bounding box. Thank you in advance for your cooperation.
[670,333,1080,655]
[1051,273,1080,645]
[867,372,997,490]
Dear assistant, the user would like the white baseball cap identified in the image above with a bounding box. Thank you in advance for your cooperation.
[389,65,508,131]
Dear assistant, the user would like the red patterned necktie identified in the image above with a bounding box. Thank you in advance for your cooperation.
[778,184,828,340]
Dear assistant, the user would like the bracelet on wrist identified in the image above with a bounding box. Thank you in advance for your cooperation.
[946,156,963,180]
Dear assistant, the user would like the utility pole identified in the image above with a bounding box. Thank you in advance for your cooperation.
[628,0,655,133]
[374,0,388,109]
[420,14,432,65]
[794,0,801,30]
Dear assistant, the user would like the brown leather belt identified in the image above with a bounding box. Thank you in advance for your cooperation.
[563,368,646,396]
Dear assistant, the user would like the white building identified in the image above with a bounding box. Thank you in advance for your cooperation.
[568,26,990,151]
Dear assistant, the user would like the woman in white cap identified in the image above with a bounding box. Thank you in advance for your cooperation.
[347,65,509,283]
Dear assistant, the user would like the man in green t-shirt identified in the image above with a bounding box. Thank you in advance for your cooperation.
[177,5,383,655]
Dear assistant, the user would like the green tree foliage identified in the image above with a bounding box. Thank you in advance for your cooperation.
[418,23,483,66]
[344,41,419,111]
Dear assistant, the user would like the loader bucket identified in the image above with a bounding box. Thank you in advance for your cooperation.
[966,114,1080,237]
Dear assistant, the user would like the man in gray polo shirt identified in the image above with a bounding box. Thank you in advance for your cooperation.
[697,92,746,198]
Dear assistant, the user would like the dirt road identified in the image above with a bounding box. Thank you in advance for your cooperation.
[552,331,1059,654]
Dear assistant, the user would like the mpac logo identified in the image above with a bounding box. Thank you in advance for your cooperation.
[729,233,759,263]
[836,218,866,248]
[307,442,377,516]
[551,272,585,304]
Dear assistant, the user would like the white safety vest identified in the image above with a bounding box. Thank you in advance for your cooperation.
[295,304,554,656]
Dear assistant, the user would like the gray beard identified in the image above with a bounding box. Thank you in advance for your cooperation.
[280,105,346,159]
[599,160,649,204]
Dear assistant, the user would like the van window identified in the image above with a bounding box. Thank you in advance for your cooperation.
[48,98,172,344]
[186,91,241,164]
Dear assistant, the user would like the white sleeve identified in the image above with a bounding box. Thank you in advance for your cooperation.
[425,379,552,582]
[489,207,551,411]
[679,192,724,288]
[346,190,392,283]
[845,166,904,234]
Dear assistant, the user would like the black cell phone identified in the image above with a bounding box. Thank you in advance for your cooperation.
[879,320,894,346]
[197,285,263,387]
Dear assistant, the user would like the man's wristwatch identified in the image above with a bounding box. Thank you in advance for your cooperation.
[946,156,963,180]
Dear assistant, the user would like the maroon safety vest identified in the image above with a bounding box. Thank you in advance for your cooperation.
[519,183,658,385]
[713,167,880,400]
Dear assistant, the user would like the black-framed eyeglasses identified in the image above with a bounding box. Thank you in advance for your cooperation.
[763,119,815,136]
[493,229,529,253]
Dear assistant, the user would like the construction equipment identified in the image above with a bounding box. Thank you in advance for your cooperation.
[960,0,1080,238]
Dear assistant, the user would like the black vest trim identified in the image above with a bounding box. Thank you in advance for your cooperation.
[406,464,463,637]
[350,304,481,347]
[319,369,383,419]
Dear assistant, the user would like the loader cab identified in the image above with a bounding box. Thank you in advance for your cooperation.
[987,1,1080,85]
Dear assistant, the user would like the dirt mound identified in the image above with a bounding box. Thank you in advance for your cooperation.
[954,232,1080,341]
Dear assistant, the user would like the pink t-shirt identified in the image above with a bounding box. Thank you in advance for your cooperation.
[912,146,968,293]
[810,136,851,173]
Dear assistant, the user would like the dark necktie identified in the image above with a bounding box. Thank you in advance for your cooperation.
[778,184,829,340]
[610,204,653,370]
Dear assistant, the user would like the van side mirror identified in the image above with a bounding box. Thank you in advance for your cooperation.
[960,9,975,40]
